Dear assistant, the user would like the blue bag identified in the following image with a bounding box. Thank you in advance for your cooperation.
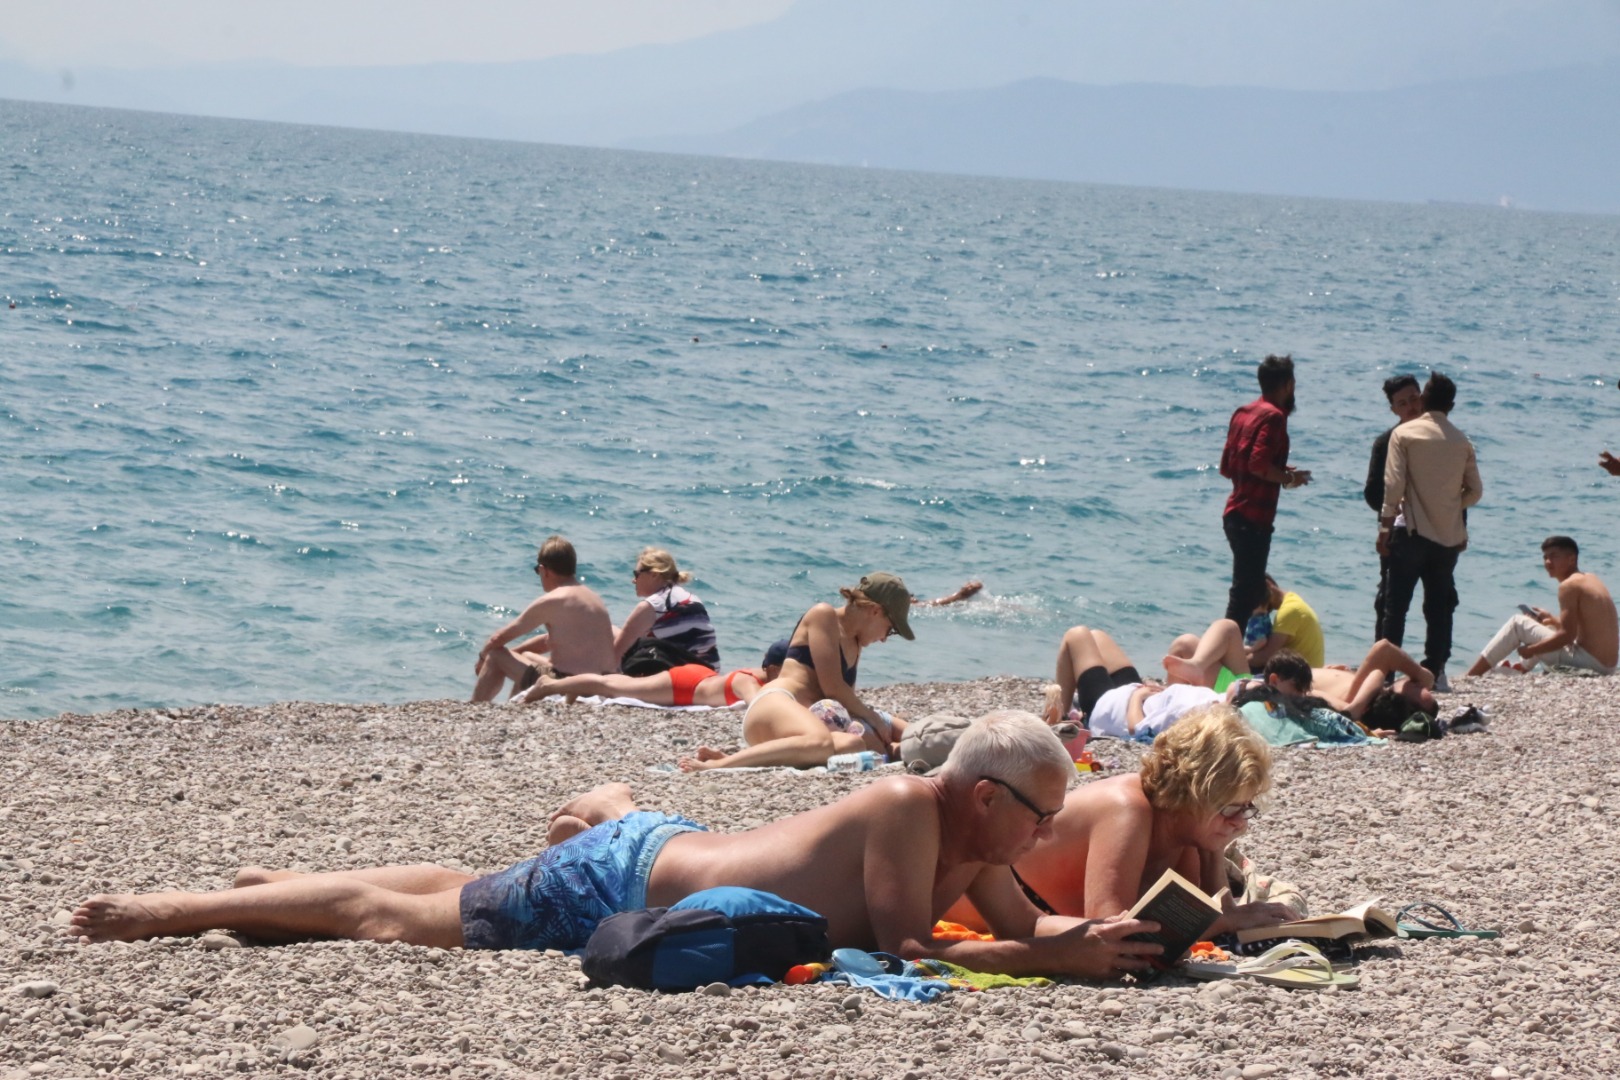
[580,887,831,991]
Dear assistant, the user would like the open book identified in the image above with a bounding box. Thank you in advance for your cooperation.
[1235,899,1397,947]
[1124,869,1227,962]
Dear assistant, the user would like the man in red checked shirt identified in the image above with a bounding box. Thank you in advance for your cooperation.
[1219,354,1311,624]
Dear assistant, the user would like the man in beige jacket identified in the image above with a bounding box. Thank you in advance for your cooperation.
[1378,372,1483,691]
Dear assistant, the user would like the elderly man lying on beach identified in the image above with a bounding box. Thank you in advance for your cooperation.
[70,712,1162,980]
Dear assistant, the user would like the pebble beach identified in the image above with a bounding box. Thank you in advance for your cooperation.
[4,675,1619,1079]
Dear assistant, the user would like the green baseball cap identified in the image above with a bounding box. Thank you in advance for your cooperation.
[859,572,915,640]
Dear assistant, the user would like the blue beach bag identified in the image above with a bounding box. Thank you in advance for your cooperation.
[581,887,831,991]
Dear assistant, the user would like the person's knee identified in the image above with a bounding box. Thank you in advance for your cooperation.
[1167,634,1199,659]
[1061,626,1093,647]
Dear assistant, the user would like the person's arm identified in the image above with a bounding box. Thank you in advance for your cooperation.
[611,600,658,661]
[1079,799,1156,919]
[1193,847,1298,937]
[862,789,1160,979]
[1246,631,1291,668]
[1460,443,1483,510]
[1378,429,1409,555]
[915,581,983,607]
[478,595,556,670]
[1248,414,1307,487]
[1364,432,1390,513]
[1600,451,1620,477]
[803,604,882,724]
[1521,582,1578,658]
[1123,685,1156,734]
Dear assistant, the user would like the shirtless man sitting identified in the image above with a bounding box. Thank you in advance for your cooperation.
[471,535,618,701]
[68,712,1161,980]
[1464,535,1619,677]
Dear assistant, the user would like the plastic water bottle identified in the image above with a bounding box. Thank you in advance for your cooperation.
[826,751,879,773]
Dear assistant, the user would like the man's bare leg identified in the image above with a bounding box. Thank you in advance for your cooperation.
[71,874,466,947]
[1163,619,1249,687]
[546,782,641,844]
[472,647,536,702]
[233,864,477,894]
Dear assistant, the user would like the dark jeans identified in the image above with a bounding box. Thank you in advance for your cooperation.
[1223,512,1273,625]
[1383,529,1462,674]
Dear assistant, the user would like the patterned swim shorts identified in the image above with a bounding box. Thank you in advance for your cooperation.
[458,811,707,950]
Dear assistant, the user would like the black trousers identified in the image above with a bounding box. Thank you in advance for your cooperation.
[1383,529,1462,674]
[1373,553,1391,642]
[1223,512,1273,625]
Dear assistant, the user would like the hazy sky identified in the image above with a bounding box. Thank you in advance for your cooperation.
[0,0,796,68]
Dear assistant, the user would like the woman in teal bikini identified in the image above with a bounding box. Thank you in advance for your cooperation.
[679,573,914,771]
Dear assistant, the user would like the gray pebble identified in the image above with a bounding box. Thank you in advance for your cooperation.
[655,1044,686,1064]
[12,981,58,998]
[699,981,732,997]
[269,1023,319,1054]
[198,933,242,950]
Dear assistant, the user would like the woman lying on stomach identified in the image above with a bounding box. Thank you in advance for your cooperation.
[948,705,1296,937]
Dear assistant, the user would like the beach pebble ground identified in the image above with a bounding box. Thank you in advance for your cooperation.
[3,674,1617,1078]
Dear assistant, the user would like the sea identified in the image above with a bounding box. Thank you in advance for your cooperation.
[4,97,1619,721]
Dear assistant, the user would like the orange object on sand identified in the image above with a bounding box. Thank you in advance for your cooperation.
[932,920,996,941]
[1187,941,1230,961]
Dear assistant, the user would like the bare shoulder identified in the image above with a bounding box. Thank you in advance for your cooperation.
[1071,774,1152,820]
[557,584,610,611]
[801,602,838,628]
[863,774,942,815]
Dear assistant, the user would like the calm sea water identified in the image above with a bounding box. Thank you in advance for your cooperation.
[4,98,1619,720]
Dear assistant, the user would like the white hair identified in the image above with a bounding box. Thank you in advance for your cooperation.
[939,709,1072,789]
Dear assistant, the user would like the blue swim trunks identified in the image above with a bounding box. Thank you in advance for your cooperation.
[458,811,707,951]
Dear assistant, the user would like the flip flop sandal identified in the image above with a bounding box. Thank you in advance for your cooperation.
[1181,941,1360,991]
[1395,902,1501,939]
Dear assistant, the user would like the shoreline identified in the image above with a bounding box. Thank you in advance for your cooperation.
[4,675,1617,1077]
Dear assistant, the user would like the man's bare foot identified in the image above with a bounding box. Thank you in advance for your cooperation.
[1162,654,1212,687]
[233,867,303,888]
[70,893,185,944]
[548,782,637,829]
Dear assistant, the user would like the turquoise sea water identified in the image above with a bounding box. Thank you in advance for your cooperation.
[4,98,1619,720]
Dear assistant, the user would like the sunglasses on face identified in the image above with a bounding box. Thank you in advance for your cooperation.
[1218,802,1260,821]
[980,776,1062,827]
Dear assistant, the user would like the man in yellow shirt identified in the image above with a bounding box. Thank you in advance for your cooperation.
[1248,575,1325,668]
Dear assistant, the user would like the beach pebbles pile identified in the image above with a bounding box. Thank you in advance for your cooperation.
[4,674,1618,1078]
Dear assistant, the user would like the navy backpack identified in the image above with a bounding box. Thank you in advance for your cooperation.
[581,887,831,991]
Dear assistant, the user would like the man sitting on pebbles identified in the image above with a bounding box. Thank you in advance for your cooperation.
[69,712,1163,981]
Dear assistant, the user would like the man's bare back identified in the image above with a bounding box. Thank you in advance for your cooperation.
[530,584,617,676]
[1558,571,1619,668]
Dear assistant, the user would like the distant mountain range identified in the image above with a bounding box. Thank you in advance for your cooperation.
[3,0,1617,214]
[627,63,1620,214]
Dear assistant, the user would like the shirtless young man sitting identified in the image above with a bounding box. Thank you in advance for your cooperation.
[69,713,1162,980]
[1464,535,1619,677]
[471,535,618,701]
